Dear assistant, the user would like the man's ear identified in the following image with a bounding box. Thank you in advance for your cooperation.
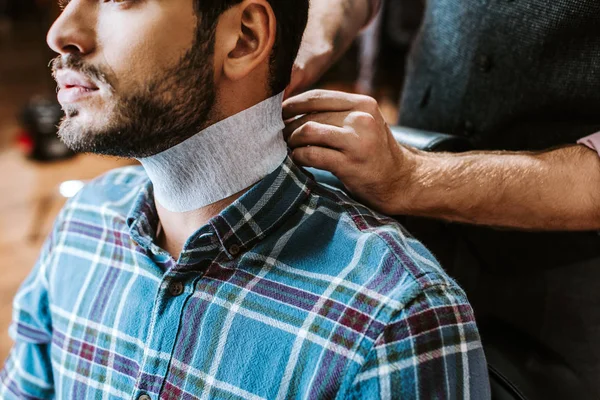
[218,0,276,82]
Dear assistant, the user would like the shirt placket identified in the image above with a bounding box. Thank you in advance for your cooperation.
[131,246,215,400]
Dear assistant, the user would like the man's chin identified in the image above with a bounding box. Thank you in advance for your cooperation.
[57,117,161,159]
[62,105,101,122]
[57,118,115,156]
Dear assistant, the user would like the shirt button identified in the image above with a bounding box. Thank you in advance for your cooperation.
[478,55,493,73]
[138,395,151,400]
[229,244,241,256]
[168,281,184,297]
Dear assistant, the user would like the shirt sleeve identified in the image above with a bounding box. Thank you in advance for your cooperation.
[348,284,491,399]
[578,131,600,155]
[0,235,55,399]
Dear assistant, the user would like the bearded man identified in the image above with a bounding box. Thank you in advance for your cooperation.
[0,0,489,399]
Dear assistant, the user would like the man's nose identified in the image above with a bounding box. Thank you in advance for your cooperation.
[47,1,95,56]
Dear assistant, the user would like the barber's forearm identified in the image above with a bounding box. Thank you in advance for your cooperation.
[287,1,374,96]
[399,145,600,230]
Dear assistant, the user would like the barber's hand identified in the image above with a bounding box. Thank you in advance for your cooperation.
[283,90,414,215]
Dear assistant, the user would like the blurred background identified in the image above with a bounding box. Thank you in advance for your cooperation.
[0,0,423,364]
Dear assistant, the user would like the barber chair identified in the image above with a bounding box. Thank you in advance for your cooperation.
[310,126,593,400]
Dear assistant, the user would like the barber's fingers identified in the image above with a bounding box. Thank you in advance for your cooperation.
[287,121,354,151]
[291,145,346,173]
[284,111,349,140]
[282,89,379,120]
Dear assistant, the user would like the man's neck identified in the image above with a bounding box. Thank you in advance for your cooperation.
[139,92,287,261]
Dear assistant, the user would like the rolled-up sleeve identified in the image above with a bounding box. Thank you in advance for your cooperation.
[578,131,600,155]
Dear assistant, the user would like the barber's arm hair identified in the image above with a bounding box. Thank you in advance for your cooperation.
[400,145,600,230]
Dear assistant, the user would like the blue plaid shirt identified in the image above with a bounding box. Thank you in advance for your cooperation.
[1,157,490,399]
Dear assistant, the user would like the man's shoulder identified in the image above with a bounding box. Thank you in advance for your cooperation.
[88,165,149,188]
[282,180,477,363]
[305,181,460,300]
[60,165,149,220]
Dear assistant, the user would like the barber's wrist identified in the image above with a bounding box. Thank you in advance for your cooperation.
[386,146,425,215]
[386,147,463,219]
[367,143,421,216]
[390,150,487,223]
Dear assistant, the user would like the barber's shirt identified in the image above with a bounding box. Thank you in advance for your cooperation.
[0,157,489,399]
[579,131,600,155]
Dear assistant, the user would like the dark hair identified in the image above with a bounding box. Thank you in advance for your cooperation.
[194,0,309,94]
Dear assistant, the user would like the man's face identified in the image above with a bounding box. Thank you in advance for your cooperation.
[48,0,217,158]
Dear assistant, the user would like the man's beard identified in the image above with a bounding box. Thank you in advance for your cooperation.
[51,29,216,158]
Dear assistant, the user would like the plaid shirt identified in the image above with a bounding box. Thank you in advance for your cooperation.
[1,157,490,399]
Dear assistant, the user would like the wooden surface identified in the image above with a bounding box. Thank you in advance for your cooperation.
[0,149,133,365]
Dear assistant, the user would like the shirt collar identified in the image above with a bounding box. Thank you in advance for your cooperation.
[127,156,313,264]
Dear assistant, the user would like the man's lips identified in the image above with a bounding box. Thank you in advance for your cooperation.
[57,86,99,105]
[55,70,100,105]
[55,70,99,90]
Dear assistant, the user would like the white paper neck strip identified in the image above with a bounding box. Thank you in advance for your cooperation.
[138,92,287,213]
